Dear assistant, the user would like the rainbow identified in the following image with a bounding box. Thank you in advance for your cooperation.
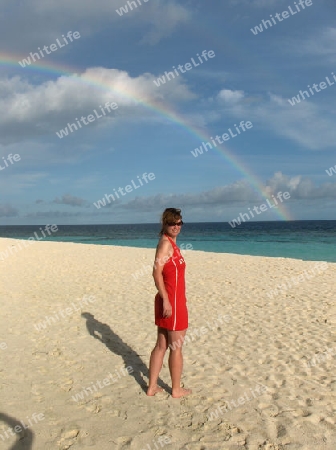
[1,52,292,220]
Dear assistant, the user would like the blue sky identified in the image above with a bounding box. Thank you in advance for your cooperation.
[0,0,335,225]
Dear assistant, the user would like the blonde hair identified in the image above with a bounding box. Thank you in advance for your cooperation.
[159,208,182,236]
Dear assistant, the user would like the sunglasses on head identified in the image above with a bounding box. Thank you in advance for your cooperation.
[166,221,184,226]
[165,208,181,214]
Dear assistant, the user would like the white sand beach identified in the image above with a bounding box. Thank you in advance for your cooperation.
[0,238,335,450]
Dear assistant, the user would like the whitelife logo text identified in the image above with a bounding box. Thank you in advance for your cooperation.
[191,121,253,158]
[56,102,118,139]
[0,153,21,171]
[229,191,291,228]
[93,172,156,209]
[18,31,81,68]
[116,0,150,17]
[154,50,215,87]
[250,0,313,35]
[288,71,336,106]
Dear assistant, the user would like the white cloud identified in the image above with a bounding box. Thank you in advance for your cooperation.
[215,89,336,150]
[0,68,196,144]
[120,180,260,211]
[292,27,336,61]
[218,89,245,103]
[264,171,336,199]
[52,194,89,207]
[9,173,336,221]
[139,2,191,45]
[110,172,336,211]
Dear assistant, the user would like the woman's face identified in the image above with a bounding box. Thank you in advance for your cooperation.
[164,218,183,238]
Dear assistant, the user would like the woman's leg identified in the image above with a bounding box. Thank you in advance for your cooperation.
[168,329,192,398]
[147,327,168,396]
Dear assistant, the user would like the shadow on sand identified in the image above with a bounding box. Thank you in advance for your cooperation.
[0,412,34,450]
[81,312,171,394]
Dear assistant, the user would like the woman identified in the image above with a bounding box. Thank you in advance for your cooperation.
[147,208,192,398]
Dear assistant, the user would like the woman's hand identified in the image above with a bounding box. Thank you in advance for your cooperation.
[163,299,172,318]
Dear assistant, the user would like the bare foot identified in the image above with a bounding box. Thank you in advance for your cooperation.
[172,387,192,398]
[146,385,164,396]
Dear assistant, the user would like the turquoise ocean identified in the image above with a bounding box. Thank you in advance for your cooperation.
[0,221,335,262]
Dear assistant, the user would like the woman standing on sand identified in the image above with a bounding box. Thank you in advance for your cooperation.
[147,208,192,398]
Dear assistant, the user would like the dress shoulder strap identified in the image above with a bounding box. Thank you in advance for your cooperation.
[164,234,177,247]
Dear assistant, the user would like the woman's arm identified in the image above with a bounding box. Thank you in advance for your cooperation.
[152,239,173,318]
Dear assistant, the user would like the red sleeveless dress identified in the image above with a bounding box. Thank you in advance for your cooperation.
[154,234,188,331]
